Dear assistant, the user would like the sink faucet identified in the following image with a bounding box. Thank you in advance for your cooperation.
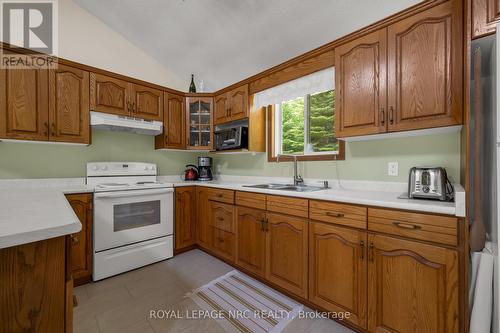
[276,154,304,186]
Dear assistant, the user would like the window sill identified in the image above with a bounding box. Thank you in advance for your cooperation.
[268,153,345,162]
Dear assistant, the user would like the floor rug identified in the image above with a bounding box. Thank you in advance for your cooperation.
[186,270,303,333]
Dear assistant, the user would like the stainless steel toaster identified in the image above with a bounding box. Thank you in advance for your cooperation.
[408,167,452,201]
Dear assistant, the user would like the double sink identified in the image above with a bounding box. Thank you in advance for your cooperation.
[243,183,325,192]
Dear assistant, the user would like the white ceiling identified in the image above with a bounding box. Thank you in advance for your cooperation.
[74,0,422,92]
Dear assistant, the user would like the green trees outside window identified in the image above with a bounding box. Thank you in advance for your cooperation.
[280,90,337,155]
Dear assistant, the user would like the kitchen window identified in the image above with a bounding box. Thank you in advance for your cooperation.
[253,67,344,161]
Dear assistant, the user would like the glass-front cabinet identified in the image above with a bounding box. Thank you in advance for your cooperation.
[186,97,213,150]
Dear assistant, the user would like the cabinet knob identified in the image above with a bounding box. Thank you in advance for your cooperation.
[50,123,56,136]
[392,221,421,230]
[43,122,49,136]
[380,108,385,125]
[389,106,394,125]
[71,234,79,244]
[326,211,344,218]
[360,241,365,260]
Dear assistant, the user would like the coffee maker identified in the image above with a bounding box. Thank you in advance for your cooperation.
[198,157,213,181]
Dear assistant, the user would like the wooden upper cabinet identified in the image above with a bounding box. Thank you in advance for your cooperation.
[155,93,185,149]
[236,206,267,277]
[387,1,462,132]
[214,93,229,124]
[131,84,163,121]
[309,222,367,328]
[90,73,130,116]
[214,84,249,125]
[0,65,49,141]
[66,193,93,285]
[335,28,387,137]
[175,187,197,251]
[265,212,308,298]
[367,234,458,333]
[49,64,90,144]
[472,0,499,38]
[227,84,249,121]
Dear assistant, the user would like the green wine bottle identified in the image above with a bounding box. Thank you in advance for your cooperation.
[189,74,196,93]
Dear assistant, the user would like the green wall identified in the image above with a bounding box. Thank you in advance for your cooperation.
[0,130,196,179]
[210,132,461,183]
[0,130,460,182]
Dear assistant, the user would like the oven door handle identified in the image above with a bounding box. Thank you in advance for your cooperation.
[94,188,174,199]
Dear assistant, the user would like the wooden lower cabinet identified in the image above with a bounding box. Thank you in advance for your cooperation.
[0,236,72,333]
[367,234,459,333]
[66,193,93,286]
[196,187,213,248]
[236,206,267,277]
[175,187,197,251]
[265,212,308,299]
[309,222,367,328]
[211,227,235,262]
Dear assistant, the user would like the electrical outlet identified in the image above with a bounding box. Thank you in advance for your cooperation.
[388,162,398,176]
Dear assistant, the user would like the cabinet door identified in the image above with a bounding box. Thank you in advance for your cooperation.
[0,237,66,333]
[335,28,387,137]
[214,93,229,124]
[196,188,212,249]
[387,1,462,132]
[212,227,236,262]
[164,93,185,149]
[488,0,500,23]
[367,234,458,333]
[90,73,131,116]
[49,64,90,144]
[228,84,248,121]
[265,212,308,298]
[66,193,93,285]
[131,84,163,121]
[309,222,367,328]
[0,65,49,141]
[236,206,267,277]
[175,187,197,251]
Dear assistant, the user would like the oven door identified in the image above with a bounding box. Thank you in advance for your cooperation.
[93,188,174,252]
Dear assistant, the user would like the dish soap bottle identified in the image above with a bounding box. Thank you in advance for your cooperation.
[189,74,196,93]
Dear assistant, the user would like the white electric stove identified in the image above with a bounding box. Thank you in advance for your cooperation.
[87,162,174,281]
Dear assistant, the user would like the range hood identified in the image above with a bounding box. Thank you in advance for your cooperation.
[90,111,163,136]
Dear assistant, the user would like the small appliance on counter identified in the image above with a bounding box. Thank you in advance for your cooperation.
[408,167,454,201]
[198,156,213,181]
[214,125,248,151]
[183,164,199,181]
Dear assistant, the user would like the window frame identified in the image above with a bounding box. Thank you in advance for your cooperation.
[267,103,345,163]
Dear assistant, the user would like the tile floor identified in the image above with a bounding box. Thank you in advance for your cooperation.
[74,249,354,333]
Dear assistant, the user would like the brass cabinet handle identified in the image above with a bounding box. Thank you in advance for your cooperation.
[360,240,365,260]
[127,101,131,113]
[43,122,49,136]
[71,234,79,244]
[260,218,265,231]
[265,217,269,231]
[326,212,345,218]
[216,193,223,198]
[380,108,385,125]
[389,106,394,125]
[369,242,374,262]
[50,123,56,136]
[392,221,421,230]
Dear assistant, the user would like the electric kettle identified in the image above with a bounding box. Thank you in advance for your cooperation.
[184,165,199,181]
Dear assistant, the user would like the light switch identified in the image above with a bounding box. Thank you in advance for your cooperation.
[388,162,398,176]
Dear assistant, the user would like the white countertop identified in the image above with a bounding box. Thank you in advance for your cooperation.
[0,189,83,249]
[160,175,465,217]
[0,175,465,249]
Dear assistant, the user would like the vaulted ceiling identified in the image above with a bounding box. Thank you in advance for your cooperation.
[74,0,421,92]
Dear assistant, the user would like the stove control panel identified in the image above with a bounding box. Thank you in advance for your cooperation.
[87,162,157,177]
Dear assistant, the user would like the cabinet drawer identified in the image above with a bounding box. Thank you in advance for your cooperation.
[309,200,367,229]
[212,228,235,262]
[236,191,266,210]
[207,188,234,204]
[368,208,458,246]
[210,201,234,233]
[267,195,308,218]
